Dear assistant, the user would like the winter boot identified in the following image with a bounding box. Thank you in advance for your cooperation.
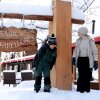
[44,85,51,92]
[34,84,41,93]
[35,88,40,93]
[34,76,42,93]
[44,77,51,92]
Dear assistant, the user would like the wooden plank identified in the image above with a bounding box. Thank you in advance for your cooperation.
[0,13,84,24]
[53,0,72,90]
[72,18,85,24]
[0,13,53,21]
[90,82,99,90]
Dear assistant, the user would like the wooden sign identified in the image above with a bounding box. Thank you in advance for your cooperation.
[0,27,37,54]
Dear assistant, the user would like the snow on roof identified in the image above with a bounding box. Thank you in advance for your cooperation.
[61,0,72,2]
[0,54,35,64]
[0,2,85,20]
[72,7,85,20]
[21,70,33,73]
[3,70,16,72]
[0,2,53,16]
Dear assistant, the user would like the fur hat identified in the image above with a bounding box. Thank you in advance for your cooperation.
[48,34,57,45]
[78,27,88,35]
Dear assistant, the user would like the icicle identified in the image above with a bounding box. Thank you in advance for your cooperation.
[22,14,25,29]
[1,13,4,28]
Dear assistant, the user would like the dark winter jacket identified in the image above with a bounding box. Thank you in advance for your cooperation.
[33,44,57,77]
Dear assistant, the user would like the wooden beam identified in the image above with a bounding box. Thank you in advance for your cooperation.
[0,13,84,24]
[53,0,72,90]
[72,18,85,24]
[0,13,53,21]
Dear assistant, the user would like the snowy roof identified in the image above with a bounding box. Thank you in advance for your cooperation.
[0,54,35,64]
[0,2,85,21]
[72,7,85,20]
[61,0,72,2]
[21,70,33,73]
[3,70,16,72]
[0,2,53,16]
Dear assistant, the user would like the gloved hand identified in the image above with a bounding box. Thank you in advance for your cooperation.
[33,67,36,71]
[72,57,76,66]
[93,61,98,70]
[32,67,37,77]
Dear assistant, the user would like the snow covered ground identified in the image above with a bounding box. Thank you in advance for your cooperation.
[0,79,100,100]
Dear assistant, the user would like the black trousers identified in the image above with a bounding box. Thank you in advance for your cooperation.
[77,57,90,92]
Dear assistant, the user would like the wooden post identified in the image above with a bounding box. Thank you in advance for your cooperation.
[50,0,72,90]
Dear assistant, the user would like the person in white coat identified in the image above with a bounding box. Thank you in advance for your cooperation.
[72,27,98,93]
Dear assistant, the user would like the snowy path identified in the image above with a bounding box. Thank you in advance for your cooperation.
[0,80,100,100]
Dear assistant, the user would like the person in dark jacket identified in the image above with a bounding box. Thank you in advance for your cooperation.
[33,34,57,93]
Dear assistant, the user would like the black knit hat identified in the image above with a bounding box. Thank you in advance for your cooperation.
[48,34,57,45]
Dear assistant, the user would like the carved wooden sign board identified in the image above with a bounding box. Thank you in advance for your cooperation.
[0,27,37,54]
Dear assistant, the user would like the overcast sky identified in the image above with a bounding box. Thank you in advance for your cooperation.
[2,0,52,6]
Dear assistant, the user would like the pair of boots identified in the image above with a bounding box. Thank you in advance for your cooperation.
[34,85,51,93]
[34,77,51,93]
